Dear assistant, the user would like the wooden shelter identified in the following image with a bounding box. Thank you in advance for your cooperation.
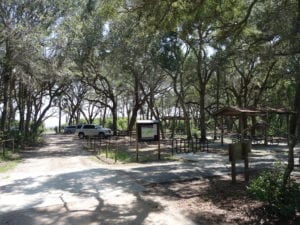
[213,106,294,145]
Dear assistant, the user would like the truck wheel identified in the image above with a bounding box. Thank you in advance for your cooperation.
[78,133,84,139]
[98,132,105,139]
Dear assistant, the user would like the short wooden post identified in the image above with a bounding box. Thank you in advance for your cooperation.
[192,138,195,154]
[229,142,250,184]
[206,139,209,152]
[130,131,132,144]
[115,142,118,163]
[136,141,139,162]
[221,116,224,145]
[229,144,236,184]
[158,140,161,160]
[244,149,249,182]
[12,139,15,153]
[243,141,250,182]
[2,141,4,157]
[171,139,174,156]
[106,143,108,158]
[231,157,236,183]
[98,137,102,155]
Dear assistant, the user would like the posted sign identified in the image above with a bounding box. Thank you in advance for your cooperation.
[136,120,160,142]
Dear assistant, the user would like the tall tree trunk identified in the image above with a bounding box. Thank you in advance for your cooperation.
[128,73,140,131]
[1,39,13,131]
[128,105,139,132]
[214,69,220,140]
[18,82,26,132]
[283,77,300,186]
[111,104,118,135]
[282,0,300,187]
[25,96,32,139]
[58,98,62,133]
[179,98,191,139]
[199,84,206,139]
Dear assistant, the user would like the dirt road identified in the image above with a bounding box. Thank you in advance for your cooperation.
[0,134,195,225]
[1,134,298,225]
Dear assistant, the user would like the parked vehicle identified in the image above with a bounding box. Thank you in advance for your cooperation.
[63,125,77,134]
[75,124,112,139]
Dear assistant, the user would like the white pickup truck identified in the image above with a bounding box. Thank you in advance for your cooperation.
[75,124,112,139]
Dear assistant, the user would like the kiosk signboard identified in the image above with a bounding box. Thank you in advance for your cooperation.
[137,120,159,142]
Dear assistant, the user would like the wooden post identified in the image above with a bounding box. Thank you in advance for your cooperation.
[221,116,224,145]
[93,138,96,152]
[286,114,290,145]
[130,131,132,144]
[136,141,139,162]
[171,139,174,156]
[239,114,245,142]
[106,143,108,158]
[158,140,161,160]
[136,125,139,162]
[115,142,118,163]
[2,141,4,157]
[99,137,102,155]
[192,138,195,153]
[243,142,250,182]
[214,116,217,140]
[244,150,249,182]
[229,145,236,184]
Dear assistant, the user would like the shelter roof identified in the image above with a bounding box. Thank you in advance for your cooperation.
[214,106,294,116]
[161,116,190,120]
[259,107,294,114]
[214,106,261,116]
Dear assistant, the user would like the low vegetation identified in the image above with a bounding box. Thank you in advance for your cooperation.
[0,151,21,173]
[248,165,300,218]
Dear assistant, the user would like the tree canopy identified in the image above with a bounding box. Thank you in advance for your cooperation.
[0,0,299,145]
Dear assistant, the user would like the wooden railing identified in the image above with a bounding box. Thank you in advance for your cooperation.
[0,138,15,157]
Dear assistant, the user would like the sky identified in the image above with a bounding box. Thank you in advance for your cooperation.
[44,114,67,128]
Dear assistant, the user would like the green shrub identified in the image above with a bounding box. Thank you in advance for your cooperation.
[0,151,21,173]
[98,148,134,163]
[117,118,128,130]
[191,128,200,138]
[247,165,300,218]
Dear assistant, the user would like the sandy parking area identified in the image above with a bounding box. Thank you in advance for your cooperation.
[0,134,299,224]
[0,134,196,225]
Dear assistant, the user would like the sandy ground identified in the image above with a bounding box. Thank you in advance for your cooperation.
[0,134,197,225]
[0,134,299,225]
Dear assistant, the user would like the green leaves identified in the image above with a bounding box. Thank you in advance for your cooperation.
[151,32,184,73]
[248,165,300,218]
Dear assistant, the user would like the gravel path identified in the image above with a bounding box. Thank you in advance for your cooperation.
[1,134,299,225]
[0,134,195,225]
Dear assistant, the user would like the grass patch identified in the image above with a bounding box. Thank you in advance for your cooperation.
[98,148,135,163]
[96,147,177,163]
[0,150,21,173]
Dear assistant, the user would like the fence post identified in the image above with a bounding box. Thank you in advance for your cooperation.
[115,142,118,163]
[106,143,108,158]
[136,141,139,162]
[93,138,96,152]
[229,144,236,184]
[158,140,161,160]
[12,139,15,153]
[171,139,174,156]
[2,141,4,157]
[192,138,195,153]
